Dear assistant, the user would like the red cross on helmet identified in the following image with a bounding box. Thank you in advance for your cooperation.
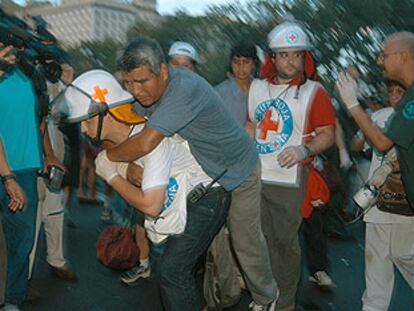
[268,21,310,51]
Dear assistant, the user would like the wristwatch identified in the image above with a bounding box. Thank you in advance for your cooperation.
[1,173,16,184]
[302,144,312,158]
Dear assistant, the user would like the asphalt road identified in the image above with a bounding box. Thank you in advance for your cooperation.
[25,196,413,311]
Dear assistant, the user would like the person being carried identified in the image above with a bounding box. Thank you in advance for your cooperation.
[52,69,231,311]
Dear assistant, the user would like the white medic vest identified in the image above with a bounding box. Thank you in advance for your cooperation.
[248,79,320,186]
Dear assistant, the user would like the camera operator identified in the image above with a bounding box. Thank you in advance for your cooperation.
[28,60,77,284]
[0,39,64,310]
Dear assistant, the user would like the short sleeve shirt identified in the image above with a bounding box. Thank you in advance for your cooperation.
[130,125,172,192]
[385,84,414,207]
[0,69,43,171]
[135,67,258,191]
[304,86,336,140]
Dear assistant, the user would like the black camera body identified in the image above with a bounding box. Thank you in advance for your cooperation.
[0,8,69,82]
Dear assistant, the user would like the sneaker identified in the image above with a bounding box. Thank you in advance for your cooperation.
[0,304,20,311]
[120,264,151,285]
[249,299,276,311]
[50,264,77,281]
[309,270,334,287]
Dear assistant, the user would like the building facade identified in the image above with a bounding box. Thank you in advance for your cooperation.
[26,0,160,47]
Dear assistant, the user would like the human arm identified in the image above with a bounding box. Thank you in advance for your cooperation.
[277,124,335,168]
[0,139,25,211]
[336,73,394,152]
[106,127,165,162]
[245,119,256,138]
[278,86,336,168]
[97,137,173,216]
[0,45,16,78]
[110,176,165,217]
[117,162,144,188]
[60,63,74,85]
[42,119,66,172]
[350,131,365,152]
[335,119,353,169]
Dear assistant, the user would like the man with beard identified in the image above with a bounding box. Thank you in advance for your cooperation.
[248,21,336,311]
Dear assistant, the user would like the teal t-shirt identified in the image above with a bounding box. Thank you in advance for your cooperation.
[385,84,414,207]
[0,69,43,171]
[134,67,258,191]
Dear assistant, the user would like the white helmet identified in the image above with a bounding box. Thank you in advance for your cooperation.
[168,41,199,63]
[268,21,310,51]
[51,70,144,124]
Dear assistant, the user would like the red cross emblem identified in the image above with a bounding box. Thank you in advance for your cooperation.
[288,33,297,42]
[92,86,108,103]
[258,109,280,140]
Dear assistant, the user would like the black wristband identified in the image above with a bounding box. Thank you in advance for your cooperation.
[1,174,16,184]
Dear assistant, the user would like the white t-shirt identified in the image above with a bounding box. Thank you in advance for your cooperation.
[363,107,414,224]
[127,125,215,243]
[129,124,213,193]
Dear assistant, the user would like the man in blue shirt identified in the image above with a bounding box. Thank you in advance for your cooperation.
[215,42,257,127]
[107,37,278,311]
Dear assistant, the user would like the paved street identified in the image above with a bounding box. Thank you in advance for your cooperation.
[24,198,413,311]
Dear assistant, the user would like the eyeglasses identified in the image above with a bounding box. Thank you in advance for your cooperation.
[378,50,405,62]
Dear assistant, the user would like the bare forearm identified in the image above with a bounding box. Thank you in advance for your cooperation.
[306,126,335,156]
[42,121,54,157]
[350,106,393,152]
[0,140,12,175]
[110,176,165,217]
[245,120,256,138]
[107,127,164,162]
[350,137,365,152]
[335,119,347,150]
[106,136,150,162]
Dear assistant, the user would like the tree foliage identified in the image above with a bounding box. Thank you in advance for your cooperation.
[66,0,414,86]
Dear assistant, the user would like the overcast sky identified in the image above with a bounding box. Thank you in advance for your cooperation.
[13,0,244,15]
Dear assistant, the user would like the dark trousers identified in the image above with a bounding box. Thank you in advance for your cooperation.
[302,207,328,275]
[0,170,38,306]
[151,186,231,311]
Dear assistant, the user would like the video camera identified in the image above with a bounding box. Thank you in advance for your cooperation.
[0,8,70,83]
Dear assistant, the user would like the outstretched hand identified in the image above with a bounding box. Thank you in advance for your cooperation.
[335,72,360,111]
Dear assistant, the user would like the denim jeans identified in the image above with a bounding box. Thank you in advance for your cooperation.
[151,186,231,311]
[0,170,38,306]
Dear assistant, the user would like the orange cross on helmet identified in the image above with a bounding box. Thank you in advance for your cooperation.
[92,86,109,103]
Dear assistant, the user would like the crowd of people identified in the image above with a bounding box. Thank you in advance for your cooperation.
[0,12,413,311]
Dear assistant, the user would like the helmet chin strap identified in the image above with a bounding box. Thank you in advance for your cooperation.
[90,112,105,147]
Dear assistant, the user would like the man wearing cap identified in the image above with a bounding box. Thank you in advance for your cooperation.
[248,21,336,310]
[336,31,414,311]
[105,37,278,310]
[168,41,199,71]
